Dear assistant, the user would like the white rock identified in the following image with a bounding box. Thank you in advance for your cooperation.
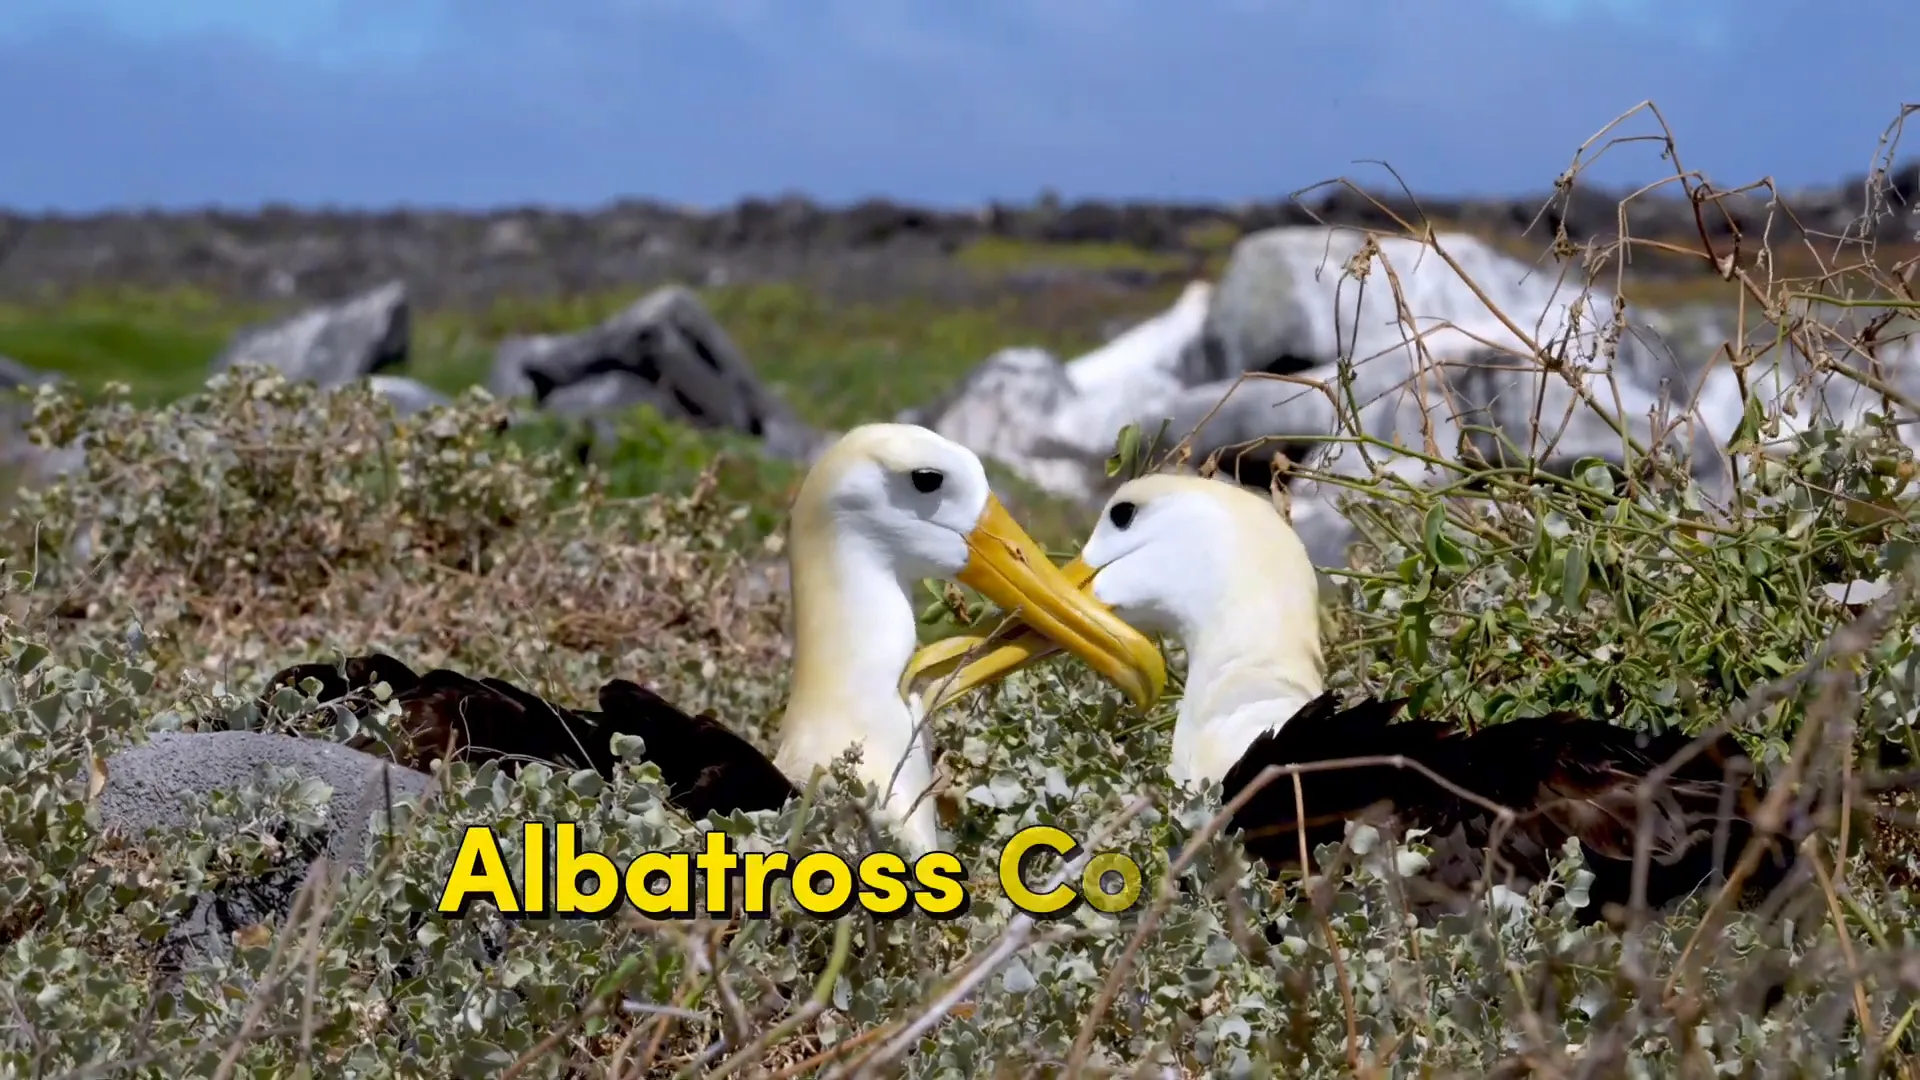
[912,283,1212,502]
[211,280,410,388]
[1819,577,1893,606]
[904,226,1920,571]
[1043,280,1213,458]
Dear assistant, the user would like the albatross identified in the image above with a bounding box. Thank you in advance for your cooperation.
[907,472,1796,915]
[261,423,1165,855]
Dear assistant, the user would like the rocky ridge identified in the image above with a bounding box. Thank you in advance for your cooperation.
[2,162,1913,305]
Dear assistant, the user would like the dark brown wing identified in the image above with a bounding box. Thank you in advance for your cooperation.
[1457,716,1791,914]
[404,667,610,773]
[259,653,421,710]
[1218,695,1792,918]
[259,653,603,772]
[595,679,797,820]
[257,653,797,822]
[1219,693,1461,872]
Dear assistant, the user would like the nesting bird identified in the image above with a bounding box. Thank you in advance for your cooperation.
[261,423,1164,855]
[911,472,1796,917]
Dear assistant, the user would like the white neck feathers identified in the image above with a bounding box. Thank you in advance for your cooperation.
[777,522,940,853]
[1167,581,1326,788]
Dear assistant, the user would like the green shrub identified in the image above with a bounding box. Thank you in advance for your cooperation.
[1330,419,1920,762]
[1,353,1918,1077]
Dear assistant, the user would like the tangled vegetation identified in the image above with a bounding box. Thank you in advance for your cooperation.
[7,116,1920,1076]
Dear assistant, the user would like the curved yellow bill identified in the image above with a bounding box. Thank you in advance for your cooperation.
[908,549,1151,716]
[930,504,1161,714]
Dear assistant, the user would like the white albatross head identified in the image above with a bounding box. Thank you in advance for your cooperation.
[775,424,1165,853]
[904,472,1325,788]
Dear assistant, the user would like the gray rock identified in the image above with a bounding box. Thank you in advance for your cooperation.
[905,346,1104,498]
[0,355,86,485]
[367,374,452,417]
[97,730,434,970]
[1153,305,1920,568]
[538,369,687,420]
[1686,307,1920,456]
[489,333,565,398]
[912,284,1213,502]
[99,730,433,867]
[1150,328,1734,567]
[0,353,49,391]
[481,216,543,259]
[211,279,410,388]
[490,284,824,462]
[910,226,1816,569]
[1100,229,1745,565]
[1184,226,1680,386]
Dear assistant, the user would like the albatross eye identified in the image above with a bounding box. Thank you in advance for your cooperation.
[910,468,945,494]
[1108,501,1137,530]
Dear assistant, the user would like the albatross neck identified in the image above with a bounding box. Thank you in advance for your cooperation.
[777,526,936,849]
[1167,580,1328,789]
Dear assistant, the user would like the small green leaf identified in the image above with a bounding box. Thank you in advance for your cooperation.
[29,692,64,726]
[1560,543,1589,611]
[1565,869,1595,909]
[1397,601,1432,664]
[1421,505,1466,570]
[591,955,643,1000]
[294,777,335,805]
[1403,562,1433,604]
[1727,392,1767,451]
[1106,423,1142,478]
[1570,457,1612,492]
[1527,524,1554,583]
[13,642,49,676]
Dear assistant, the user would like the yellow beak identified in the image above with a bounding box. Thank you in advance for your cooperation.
[907,549,1150,717]
[922,503,1161,716]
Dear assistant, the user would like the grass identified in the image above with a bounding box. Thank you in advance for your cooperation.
[0,292,248,404]
[0,274,1175,544]
[954,236,1194,277]
[0,279,1172,431]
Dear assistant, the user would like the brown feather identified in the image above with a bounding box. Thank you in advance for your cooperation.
[258,653,798,822]
[1218,693,1796,920]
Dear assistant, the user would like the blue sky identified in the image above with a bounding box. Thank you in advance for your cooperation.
[1,0,1911,211]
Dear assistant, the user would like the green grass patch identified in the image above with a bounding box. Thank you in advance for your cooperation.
[0,279,1136,544]
[0,290,256,404]
[0,281,1162,432]
[509,406,805,536]
[954,236,1191,277]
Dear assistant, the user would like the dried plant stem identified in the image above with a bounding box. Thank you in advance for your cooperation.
[696,918,853,1080]
[843,794,1157,1079]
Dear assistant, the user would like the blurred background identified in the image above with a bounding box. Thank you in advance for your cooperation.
[2,0,1916,542]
